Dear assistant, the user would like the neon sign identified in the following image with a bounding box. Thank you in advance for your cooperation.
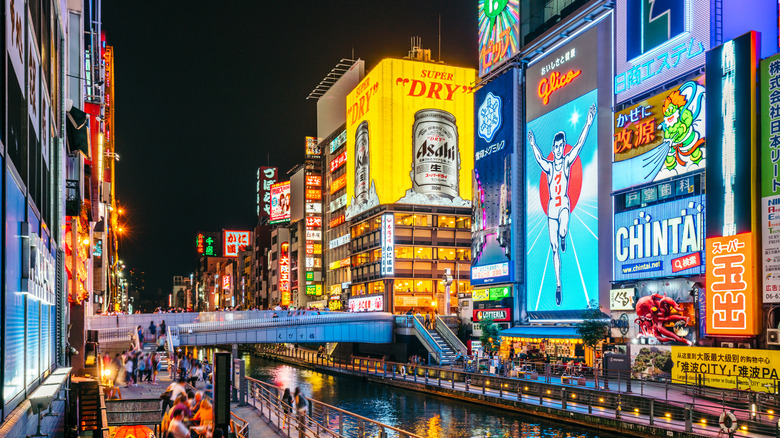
[279,243,290,293]
[223,230,250,257]
[537,70,581,105]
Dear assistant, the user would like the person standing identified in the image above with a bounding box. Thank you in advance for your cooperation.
[160,320,167,337]
[166,407,189,438]
[148,321,157,342]
[293,387,307,433]
[424,312,431,330]
[280,388,293,428]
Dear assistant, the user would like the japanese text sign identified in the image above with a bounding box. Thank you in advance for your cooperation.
[705,233,759,335]
[381,214,394,276]
[671,346,780,393]
[279,242,290,293]
[478,0,520,78]
[223,230,250,257]
[258,166,278,218]
[349,295,383,312]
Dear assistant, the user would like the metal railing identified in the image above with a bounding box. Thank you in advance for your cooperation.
[95,327,135,344]
[230,412,249,438]
[259,346,779,438]
[177,312,394,334]
[244,374,422,438]
[434,316,466,356]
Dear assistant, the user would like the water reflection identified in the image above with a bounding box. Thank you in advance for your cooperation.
[243,354,616,438]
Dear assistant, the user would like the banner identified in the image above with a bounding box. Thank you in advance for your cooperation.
[671,346,780,392]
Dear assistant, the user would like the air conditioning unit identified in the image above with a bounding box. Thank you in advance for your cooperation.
[767,329,780,346]
[737,343,751,349]
[721,342,735,348]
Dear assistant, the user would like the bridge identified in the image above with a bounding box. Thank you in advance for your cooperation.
[88,310,395,348]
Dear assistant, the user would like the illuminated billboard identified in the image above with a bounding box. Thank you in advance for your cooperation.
[705,233,759,336]
[223,230,250,257]
[614,0,710,104]
[613,195,705,281]
[478,0,519,78]
[348,295,383,312]
[761,53,780,302]
[525,19,611,314]
[612,77,706,192]
[472,67,516,285]
[305,136,321,156]
[270,181,291,224]
[257,166,278,219]
[344,59,476,220]
[280,242,290,300]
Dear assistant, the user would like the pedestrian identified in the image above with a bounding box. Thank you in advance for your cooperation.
[151,353,160,384]
[431,311,437,330]
[293,387,307,432]
[137,325,145,345]
[166,407,189,438]
[281,388,293,428]
[138,354,147,384]
[148,321,157,342]
[178,352,188,379]
[424,312,431,329]
[160,320,167,336]
[123,356,134,388]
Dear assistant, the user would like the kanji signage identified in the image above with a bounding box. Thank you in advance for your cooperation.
[761,53,780,302]
[196,232,220,257]
[329,214,345,228]
[609,288,635,311]
[305,216,322,228]
[257,166,278,218]
[380,214,394,276]
[331,174,347,194]
[306,189,322,201]
[671,346,780,393]
[349,295,383,312]
[330,151,347,173]
[306,175,322,187]
[705,233,759,336]
[223,230,250,257]
[280,242,290,295]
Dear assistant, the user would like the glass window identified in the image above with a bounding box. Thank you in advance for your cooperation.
[437,280,472,296]
[414,247,432,260]
[394,279,414,293]
[371,216,382,230]
[438,215,456,228]
[372,249,382,262]
[456,248,471,261]
[438,248,455,260]
[353,252,370,266]
[414,280,434,293]
[456,216,471,229]
[395,246,414,259]
[367,281,385,294]
[352,283,367,296]
[395,213,414,226]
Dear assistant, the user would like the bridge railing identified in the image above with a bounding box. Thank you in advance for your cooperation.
[176,312,394,334]
[244,374,422,438]
[95,327,135,345]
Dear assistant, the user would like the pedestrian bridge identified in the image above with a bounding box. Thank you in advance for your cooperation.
[87,310,395,348]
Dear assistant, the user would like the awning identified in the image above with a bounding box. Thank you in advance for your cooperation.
[499,326,580,339]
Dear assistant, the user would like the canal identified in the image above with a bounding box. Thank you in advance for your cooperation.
[245,354,620,438]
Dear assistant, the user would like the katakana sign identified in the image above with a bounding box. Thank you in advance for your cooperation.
[705,233,759,336]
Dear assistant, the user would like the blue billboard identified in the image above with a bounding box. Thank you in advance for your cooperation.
[614,195,705,281]
[471,68,517,286]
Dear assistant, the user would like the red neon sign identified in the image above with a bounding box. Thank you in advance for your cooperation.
[306,175,322,187]
[330,214,345,228]
[537,69,581,105]
[330,151,347,173]
[280,242,290,293]
[223,230,250,257]
[306,216,322,228]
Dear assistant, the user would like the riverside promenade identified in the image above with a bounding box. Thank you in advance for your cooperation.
[257,346,777,438]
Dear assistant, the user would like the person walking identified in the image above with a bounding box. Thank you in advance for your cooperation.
[424,312,431,330]
[294,387,307,434]
[148,321,157,342]
[280,388,293,428]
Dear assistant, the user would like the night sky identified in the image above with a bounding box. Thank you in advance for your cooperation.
[103,1,477,298]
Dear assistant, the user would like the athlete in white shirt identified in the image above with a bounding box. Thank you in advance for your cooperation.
[528,103,596,306]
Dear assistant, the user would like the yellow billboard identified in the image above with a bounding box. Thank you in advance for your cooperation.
[345,59,476,219]
[671,346,780,392]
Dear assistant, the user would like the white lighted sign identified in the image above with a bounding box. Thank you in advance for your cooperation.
[306,203,322,214]
[306,230,322,241]
[609,288,635,311]
[348,295,384,312]
[381,214,394,276]
[471,262,509,280]
[329,233,350,249]
[330,194,348,212]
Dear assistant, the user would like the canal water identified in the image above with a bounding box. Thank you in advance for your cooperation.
[245,354,619,438]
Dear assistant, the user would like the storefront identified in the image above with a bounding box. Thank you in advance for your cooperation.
[498,326,587,365]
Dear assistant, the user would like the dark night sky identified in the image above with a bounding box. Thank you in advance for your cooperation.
[102,1,478,298]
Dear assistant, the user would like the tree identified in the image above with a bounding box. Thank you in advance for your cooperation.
[576,300,609,351]
[478,317,502,354]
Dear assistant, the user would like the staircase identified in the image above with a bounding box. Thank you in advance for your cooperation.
[426,329,458,365]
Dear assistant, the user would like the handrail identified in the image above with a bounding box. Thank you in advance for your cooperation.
[245,375,423,438]
[435,316,467,356]
[229,412,249,438]
[261,347,775,438]
[166,326,179,353]
[177,312,394,334]
[409,316,444,364]
[95,327,134,344]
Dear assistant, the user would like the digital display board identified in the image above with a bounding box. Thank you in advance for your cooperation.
[614,0,710,104]
[478,0,520,78]
[760,53,780,302]
[257,166,278,219]
[471,67,516,286]
[525,19,611,314]
[614,195,705,281]
[223,230,250,257]
[270,181,291,224]
[344,59,476,220]
[612,77,706,192]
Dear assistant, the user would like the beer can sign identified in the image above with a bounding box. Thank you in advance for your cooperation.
[355,120,371,204]
[412,109,459,199]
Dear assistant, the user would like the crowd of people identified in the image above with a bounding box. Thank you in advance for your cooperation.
[161,378,215,438]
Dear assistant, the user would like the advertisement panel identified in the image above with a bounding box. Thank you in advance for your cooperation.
[471,67,515,285]
[344,59,476,220]
[330,151,347,173]
[705,233,758,336]
[632,278,697,345]
[472,289,490,301]
[380,214,394,276]
[761,53,780,302]
[670,346,780,393]
[478,0,519,77]
[525,17,611,315]
[305,216,322,228]
[705,32,758,239]
[473,308,511,322]
[614,195,705,281]
[612,78,706,192]
[257,166,278,218]
[609,288,634,311]
[331,174,347,194]
[474,286,511,302]
[614,0,710,104]
[280,242,290,304]
[223,231,250,257]
[305,136,321,156]
[349,295,383,312]
[270,181,291,224]
[306,175,321,187]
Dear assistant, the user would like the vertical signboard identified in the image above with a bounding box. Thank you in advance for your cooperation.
[472,67,516,286]
[280,242,290,305]
[478,0,520,77]
[258,166,278,219]
[525,19,611,313]
[705,32,759,335]
[270,181,291,224]
[381,214,394,276]
[761,53,780,302]
[614,0,710,104]
[223,231,250,257]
